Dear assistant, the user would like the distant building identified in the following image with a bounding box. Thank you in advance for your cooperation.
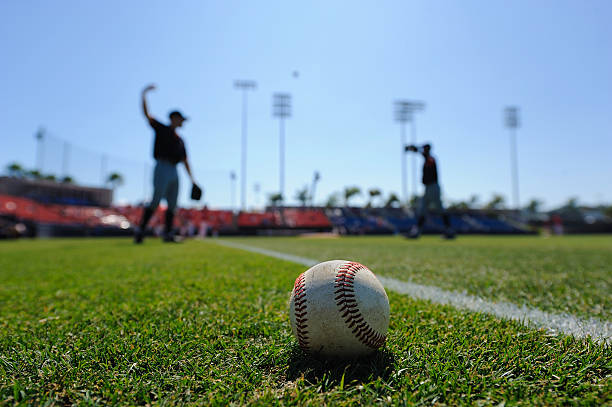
[0,176,113,207]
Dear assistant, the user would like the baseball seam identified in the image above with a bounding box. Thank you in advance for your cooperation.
[334,262,387,349]
[292,272,310,350]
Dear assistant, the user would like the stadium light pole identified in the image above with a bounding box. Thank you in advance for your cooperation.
[504,106,521,211]
[394,100,425,205]
[273,93,292,203]
[35,127,45,172]
[230,171,237,210]
[310,171,320,207]
[234,80,257,211]
[62,141,70,179]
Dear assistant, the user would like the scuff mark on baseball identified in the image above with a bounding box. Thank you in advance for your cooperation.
[289,260,390,358]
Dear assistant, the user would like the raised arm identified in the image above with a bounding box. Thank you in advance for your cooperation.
[141,84,156,122]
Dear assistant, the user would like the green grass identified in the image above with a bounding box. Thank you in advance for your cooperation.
[228,235,612,320]
[0,237,610,405]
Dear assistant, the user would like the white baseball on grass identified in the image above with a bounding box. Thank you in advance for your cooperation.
[289,260,390,358]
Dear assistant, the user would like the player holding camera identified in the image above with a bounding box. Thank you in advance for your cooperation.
[405,143,455,239]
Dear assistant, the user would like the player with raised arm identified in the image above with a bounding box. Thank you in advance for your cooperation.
[134,84,199,243]
[405,143,455,239]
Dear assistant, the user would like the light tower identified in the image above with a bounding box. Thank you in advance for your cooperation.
[310,171,320,206]
[504,106,520,210]
[234,80,257,210]
[62,141,70,179]
[230,171,237,210]
[273,93,292,202]
[394,100,425,205]
[35,127,45,172]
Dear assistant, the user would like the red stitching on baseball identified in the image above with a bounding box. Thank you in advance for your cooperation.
[334,262,387,349]
[293,272,309,350]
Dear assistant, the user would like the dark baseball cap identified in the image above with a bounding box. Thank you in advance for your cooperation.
[169,110,188,121]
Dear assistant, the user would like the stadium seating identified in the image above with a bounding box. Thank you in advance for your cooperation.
[1,193,531,237]
[282,208,332,228]
[237,211,278,228]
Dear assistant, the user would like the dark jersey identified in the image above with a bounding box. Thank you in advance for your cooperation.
[150,119,187,165]
[422,154,438,185]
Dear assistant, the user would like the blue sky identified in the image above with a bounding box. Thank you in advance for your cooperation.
[1,0,611,209]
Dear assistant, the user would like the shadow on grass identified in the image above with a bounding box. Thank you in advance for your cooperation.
[285,344,396,387]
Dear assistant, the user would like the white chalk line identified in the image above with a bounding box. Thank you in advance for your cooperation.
[212,239,611,344]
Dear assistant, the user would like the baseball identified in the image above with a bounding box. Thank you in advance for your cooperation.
[289,260,390,358]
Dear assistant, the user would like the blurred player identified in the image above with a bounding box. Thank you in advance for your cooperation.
[134,84,198,243]
[405,143,455,239]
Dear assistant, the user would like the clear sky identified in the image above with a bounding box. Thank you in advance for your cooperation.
[1,0,611,210]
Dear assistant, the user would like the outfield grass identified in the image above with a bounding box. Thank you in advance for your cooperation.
[0,238,610,405]
[228,235,612,320]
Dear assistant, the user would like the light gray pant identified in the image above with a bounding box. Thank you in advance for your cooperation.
[417,183,444,217]
[149,160,179,212]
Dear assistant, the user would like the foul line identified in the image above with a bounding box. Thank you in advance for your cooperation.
[213,239,611,344]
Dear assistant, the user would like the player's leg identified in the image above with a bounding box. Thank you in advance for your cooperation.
[162,167,180,242]
[135,162,164,243]
[433,184,455,239]
[410,188,429,238]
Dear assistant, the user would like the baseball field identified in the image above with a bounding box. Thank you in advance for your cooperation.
[1,236,610,405]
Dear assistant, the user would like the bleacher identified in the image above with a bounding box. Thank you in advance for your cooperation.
[324,206,530,235]
[0,193,531,238]
[237,211,278,228]
[282,208,332,229]
[0,194,132,236]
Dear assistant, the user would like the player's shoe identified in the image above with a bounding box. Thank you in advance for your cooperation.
[162,232,183,243]
[407,225,421,239]
[133,228,144,244]
[443,228,456,240]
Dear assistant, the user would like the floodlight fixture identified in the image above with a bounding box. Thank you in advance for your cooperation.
[273,93,292,118]
[394,100,425,123]
[505,106,520,129]
[234,80,257,90]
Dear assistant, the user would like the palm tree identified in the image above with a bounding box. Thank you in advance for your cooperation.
[408,194,419,209]
[448,194,480,211]
[562,197,578,209]
[295,186,310,207]
[6,162,24,177]
[556,197,582,220]
[468,194,479,209]
[604,205,612,220]
[447,200,470,211]
[385,193,400,208]
[268,193,283,207]
[525,198,542,213]
[367,188,382,208]
[106,172,124,190]
[325,192,340,208]
[27,169,43,180]
[484,194,506,210]
[343,186,361,207]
